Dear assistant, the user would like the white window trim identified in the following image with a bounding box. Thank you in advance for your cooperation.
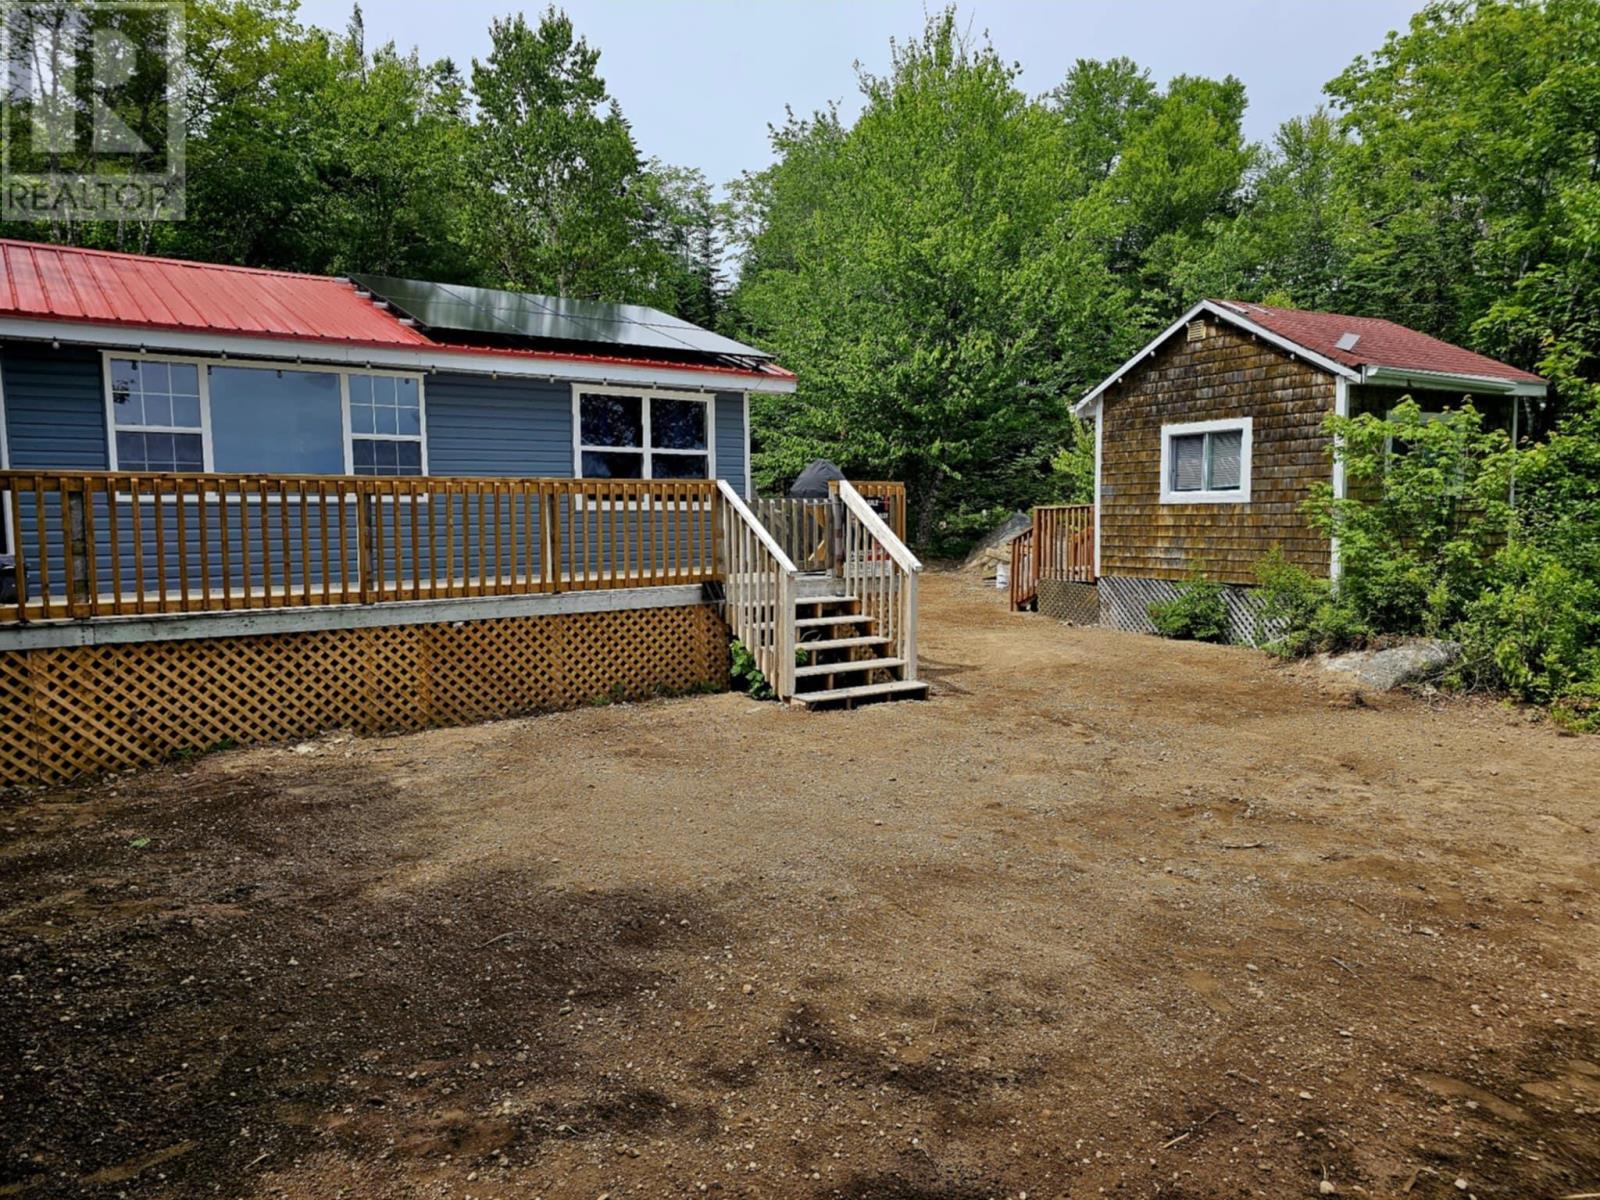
[571,383,716,496]
[339,370,429,478]
[1158,416,1253,505]
[102,352,213,472]
[101,351,428,482]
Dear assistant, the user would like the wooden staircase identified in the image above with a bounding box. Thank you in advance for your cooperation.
[789,594,928,709]
[717,478,925,711]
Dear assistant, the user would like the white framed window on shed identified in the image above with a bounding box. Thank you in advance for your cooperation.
[1158,417,1252,504]
[572,386,713,480]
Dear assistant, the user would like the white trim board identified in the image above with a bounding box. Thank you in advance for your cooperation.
[0,316,798,395]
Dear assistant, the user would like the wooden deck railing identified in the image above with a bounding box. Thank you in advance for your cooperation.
[1009,526,1036,610]
[1009,503,1094,611]
[849,481,908,542]
[0,471,720,624]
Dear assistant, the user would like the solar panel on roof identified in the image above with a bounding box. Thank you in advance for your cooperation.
[349,273,772,361]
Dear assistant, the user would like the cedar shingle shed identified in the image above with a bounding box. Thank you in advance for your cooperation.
[1069,299,1546,641]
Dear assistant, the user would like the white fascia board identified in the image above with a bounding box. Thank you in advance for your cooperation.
[1072,299,1361,417]
[1359,364,1545,398]
[0,316,799,395]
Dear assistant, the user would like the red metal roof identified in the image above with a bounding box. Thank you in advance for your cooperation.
[0,239,793,382]
[1214,300,1543,385]
[0,239,432,346]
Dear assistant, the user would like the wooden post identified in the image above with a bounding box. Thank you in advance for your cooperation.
[542,487,562,592]
[65,482,92,618]
[357,487,376,604]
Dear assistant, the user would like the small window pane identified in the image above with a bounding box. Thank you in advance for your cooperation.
[171,394,202,428]
[651,398,707,450]
[109,359,139,411]
[115,430,146,467]
[374,404,398,435]
[1207,430,1243,490]
[141,392,173,427]
[580,394,643,448]
[581,450,644,479]
[168,363,199,396]
[1170,434,1204,491]
[349,375,373,405]
[174,433,205,471]
[652,453,708,479]
[141,361,170,396]
[396,398,422,436]
[352,439,375,470]
[349,401,375,434]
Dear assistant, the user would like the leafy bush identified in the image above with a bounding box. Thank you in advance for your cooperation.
[729,639,774,700]
[1452,544,1600,702]
[1148,574,1229,643]
[1253,549,1342,657]
[1250,398,1600,726]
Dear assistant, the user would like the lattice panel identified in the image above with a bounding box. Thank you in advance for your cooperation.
[0,604,730,787]
[1036,579,1101,625]
[1096,575,1269,646]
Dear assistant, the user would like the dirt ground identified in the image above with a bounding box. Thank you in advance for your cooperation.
[3,571,1600,1200]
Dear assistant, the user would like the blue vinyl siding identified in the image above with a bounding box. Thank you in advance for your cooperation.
[426,373,573,477]
[2,343,109,469]
[714,392,747,496]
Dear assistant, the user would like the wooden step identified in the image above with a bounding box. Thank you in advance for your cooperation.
[795,614,871,628]
[798,635,888,653]
[793,656,905,679]
[791,679,930,709]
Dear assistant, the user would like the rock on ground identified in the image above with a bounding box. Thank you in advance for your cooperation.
[1322,639,1462,691]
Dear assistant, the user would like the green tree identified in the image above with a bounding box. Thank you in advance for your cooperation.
[469,8,665,301]
[729,12,1079,548]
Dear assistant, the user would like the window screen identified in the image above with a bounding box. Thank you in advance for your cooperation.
[1169,433,1205,492]
[1207,429,1243,490]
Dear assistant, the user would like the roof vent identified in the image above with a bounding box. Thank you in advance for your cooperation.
[1187,319,1206,343]
[1336,331,1361,351]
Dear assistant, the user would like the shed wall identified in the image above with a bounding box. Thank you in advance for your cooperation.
[1098,315,1335,584]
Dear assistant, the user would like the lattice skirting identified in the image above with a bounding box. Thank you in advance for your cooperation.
[1037,579,1101,625]
[1096,575,1270,646]
[0,604,730,787]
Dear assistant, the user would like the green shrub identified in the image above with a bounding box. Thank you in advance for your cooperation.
[1254,549,1342,657]
[1149,574,1229,643]
[1452,544,1600,701]
[729,639,774,700]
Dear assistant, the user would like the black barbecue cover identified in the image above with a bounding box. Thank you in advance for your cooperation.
[788,459,847,499]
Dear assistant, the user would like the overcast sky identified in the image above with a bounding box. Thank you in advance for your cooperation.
[293,0,1425,185]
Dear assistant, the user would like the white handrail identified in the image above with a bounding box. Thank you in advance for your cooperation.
[718,480,800,573]
[833,479,920,683]
[835,480,922,573]
[716,479,799,698]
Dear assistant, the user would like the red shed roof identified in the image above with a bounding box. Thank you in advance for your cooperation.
[1212,300,1544,385]
[0,239,794,385]
[0,239,432,346]
[1078,298,1543,414]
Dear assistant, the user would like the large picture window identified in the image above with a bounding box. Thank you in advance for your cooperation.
[574,388,711,480]
[104,355,426,478]
[1158,417,1252,504]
